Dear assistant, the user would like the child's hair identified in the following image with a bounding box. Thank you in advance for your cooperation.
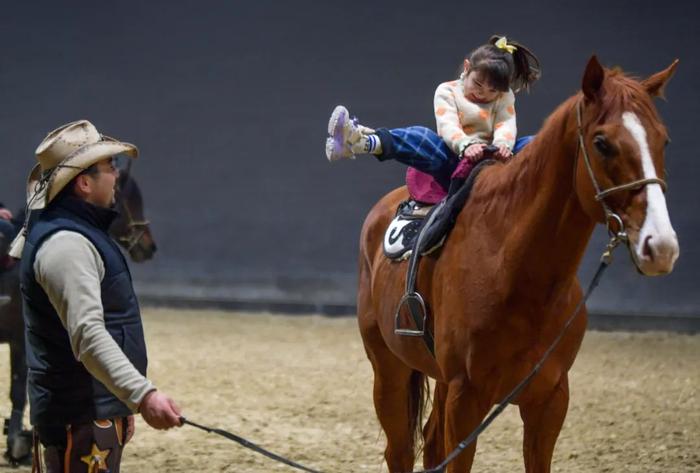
[466,35,541,93]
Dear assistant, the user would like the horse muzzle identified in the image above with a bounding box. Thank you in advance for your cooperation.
[628,229,679,276]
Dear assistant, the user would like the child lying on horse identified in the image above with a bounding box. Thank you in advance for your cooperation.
[325,36,541,202]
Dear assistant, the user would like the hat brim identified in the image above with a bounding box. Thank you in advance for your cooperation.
[26,141,138,210]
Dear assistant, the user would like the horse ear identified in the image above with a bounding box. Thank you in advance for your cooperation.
[582,55,605,102]
[642,59,679,99]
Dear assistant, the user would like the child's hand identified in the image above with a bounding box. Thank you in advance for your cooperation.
[462,143,485,162]
[494,145,512,162]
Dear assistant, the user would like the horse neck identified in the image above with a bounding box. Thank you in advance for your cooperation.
[472,95,597,293]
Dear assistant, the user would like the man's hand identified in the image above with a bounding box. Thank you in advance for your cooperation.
[0,208,12,221]
[139,390,182,430]
[462,143,486,162]
[494,144,512,161]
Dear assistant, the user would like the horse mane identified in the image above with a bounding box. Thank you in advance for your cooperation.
[472,94,579,217]
[472,68,665,217]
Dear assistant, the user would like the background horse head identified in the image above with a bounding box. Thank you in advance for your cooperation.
[111,167,157,262]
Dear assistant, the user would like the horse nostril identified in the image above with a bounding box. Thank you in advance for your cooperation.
[643,235,654,261]
[151,243,157,253]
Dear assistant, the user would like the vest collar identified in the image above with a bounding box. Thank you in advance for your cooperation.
[51,195,118,232]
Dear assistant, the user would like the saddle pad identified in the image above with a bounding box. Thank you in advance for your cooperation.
[383,160,496,261]
[383,216,422,260]
[383,201,442,260]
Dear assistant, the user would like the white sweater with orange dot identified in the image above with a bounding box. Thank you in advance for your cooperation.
[434,79,517,156]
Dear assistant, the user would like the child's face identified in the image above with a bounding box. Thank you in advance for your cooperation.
[463,62,501,104]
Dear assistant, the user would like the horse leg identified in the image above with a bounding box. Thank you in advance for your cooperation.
[422,381,446,468]
[518,376,569,473]
[442,377,491,473]
[361,321,424,473]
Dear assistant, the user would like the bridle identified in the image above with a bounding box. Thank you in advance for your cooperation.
[114,163,150,253]
[116,197,150,252]
[575,99,668,248]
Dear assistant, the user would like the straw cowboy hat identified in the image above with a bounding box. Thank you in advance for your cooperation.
[8,120,138,258]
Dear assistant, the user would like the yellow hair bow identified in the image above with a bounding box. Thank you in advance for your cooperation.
[495,36,517,54]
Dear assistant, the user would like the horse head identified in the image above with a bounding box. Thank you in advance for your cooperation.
[574,56,679,276]
[111,171,157,262]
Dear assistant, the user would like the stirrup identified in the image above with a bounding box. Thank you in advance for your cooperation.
[394,292,428,336]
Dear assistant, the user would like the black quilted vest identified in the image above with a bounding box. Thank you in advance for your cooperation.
[20,196,147,427]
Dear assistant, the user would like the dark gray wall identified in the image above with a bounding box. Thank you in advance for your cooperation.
[1,1,698,319]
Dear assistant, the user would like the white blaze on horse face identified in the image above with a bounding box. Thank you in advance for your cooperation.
[622,112,679,275]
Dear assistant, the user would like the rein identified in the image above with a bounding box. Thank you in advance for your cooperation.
[409,231,625,473]
[407,100,662,473]
[180,417,324,473]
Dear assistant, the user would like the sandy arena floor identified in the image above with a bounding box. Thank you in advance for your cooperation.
[0,308,698,472]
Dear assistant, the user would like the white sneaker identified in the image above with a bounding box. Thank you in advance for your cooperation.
[325,105,375,162]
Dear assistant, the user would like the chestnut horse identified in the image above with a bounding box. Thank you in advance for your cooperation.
[357,56,679,473]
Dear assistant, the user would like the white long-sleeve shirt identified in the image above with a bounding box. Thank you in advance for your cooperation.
[33,230,154,412]
[433,79,517,156]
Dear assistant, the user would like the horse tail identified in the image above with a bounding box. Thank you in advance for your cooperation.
[408,370,431,455]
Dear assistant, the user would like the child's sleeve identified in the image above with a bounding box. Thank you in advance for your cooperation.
[492,90,517,150]
[434,83,477,157]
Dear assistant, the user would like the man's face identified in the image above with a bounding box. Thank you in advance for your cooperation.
[83,157,119,208]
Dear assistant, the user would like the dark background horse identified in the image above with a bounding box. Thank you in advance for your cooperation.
[0,171,155,465]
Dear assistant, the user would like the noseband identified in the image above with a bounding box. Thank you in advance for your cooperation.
[575,99,667,242]
[115,180,150,252]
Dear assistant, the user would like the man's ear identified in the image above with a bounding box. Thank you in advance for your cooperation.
[73,175,91,197]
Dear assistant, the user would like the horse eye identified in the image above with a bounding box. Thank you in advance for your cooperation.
[593,135,614,157]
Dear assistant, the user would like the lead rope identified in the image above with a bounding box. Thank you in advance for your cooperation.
[180,417,325,473]
[407,214,627,473]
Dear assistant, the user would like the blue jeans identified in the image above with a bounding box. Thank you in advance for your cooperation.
[375,126,533,186]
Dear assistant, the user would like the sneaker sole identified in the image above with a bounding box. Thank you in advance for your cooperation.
[327,105,348,136]
[327,106,349,161]
[325,137,335,161]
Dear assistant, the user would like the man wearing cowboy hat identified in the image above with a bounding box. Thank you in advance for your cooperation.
[10,120,181,472]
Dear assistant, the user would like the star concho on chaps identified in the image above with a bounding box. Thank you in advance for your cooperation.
[62,419,125,473]
[80,443,110,472]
